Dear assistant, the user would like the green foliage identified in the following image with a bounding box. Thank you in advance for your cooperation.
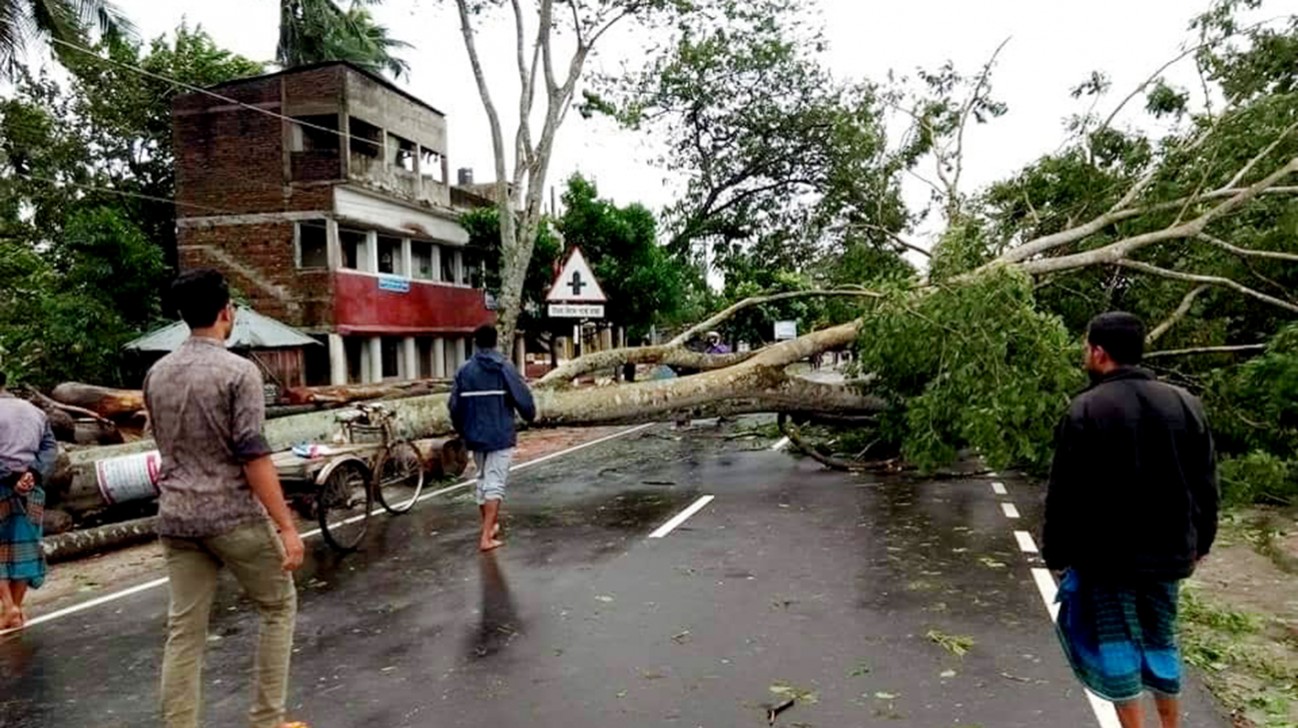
[277,0,410,78]
[928,220,993,282]
[1209,324,1298,460]
[461,206,561,328]
[0,26,262,387]
[558,174,691,339]
[856,268,1084,472]
[0,0,133,79]
[1219,452,1296,507]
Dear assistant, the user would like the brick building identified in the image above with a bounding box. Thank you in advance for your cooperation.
[173,61,493,386]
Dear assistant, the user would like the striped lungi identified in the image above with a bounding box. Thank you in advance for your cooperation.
[1054,569,1182,702]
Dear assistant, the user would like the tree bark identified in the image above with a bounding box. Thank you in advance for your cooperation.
[51,382,145,421]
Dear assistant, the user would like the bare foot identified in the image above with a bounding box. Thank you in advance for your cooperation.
[479,539,504,552]
[492,523,501,538]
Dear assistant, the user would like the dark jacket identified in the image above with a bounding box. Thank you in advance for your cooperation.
[449,349,537,453]
[1042,367,1218,582]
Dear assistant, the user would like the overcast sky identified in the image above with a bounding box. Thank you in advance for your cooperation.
[111,0,1296,226]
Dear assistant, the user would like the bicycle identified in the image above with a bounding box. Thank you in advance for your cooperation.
[314,403,425,552]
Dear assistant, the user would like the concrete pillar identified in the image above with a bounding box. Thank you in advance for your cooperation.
[328,334,347,386]
[431,244,443,282]
[364,231,379,274]
[402,337,418,381]
[514,334,526,374]
[367,337,383,383]
[600,327,614,352]
[433,337,447,378]
[617,326,625,349]
[400,238,413,279]
[452,249,464,285]
[454,337,468,369]
[326,219,341,271]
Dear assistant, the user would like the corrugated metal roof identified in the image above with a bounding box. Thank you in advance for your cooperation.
[125,307,320,352]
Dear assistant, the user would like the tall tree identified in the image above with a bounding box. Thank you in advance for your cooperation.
[278,0,410,78]
[0,0,131,79]
[0,27,264,386]
[449,0,715,355]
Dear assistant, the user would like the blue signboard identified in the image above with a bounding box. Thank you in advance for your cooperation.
[378,275,410,294]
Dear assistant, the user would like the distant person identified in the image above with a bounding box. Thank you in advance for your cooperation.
[704,331,730,355]
[0,372,58,630]
[1043,312,1219,728]
[144,269,306,728]
[450,325,537,552]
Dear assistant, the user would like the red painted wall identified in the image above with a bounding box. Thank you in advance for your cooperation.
[332,271,494,334]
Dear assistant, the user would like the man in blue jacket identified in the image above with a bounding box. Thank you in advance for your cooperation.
[449,325,537,552]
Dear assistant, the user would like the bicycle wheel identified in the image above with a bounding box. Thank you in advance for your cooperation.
[317,461,372,552]
[373,440,426,514]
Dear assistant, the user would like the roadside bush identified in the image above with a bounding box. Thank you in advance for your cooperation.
[1219,452,1297,507]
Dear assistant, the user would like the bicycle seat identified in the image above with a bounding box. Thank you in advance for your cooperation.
[335,410,364,423]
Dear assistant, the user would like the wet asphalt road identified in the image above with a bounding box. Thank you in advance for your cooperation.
[0,422,1228,727]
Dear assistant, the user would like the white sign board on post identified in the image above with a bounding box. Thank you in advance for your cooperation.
[774,320,798,341]
[548,303,606,318]
[545,247,608,304]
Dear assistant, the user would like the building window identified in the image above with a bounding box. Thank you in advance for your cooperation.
[296,220,329,269]
[388,134,417,173]
[349,117,382,158]
[420,148,446,183]
[377,235,403,275]
[417,337,434,379]
[290,114,340,153]
[411,241,435,281]
[440,246,456,284]
[344,336,365,384]
[381,337,402,380]
[340,228,368,271]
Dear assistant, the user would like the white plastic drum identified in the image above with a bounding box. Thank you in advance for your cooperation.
[95,450,163,505]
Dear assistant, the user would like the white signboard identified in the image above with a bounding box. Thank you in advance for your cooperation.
[96,450,163,505]
[548,303,605,319]
[546,247,608,302]
[774,320,798,340]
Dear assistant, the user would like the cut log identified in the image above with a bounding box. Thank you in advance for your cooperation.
[43,515,157,564]
[57,321,876,517]
[51,383,145,421]
[281,379,452,405]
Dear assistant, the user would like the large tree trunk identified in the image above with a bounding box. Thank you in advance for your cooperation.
[57,321,874,515]
[50,383,145,421]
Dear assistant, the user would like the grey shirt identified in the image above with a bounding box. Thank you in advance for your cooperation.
[144,337,273,538]
[0,394,58,484]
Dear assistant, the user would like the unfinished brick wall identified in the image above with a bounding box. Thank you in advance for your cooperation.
[178,222,334,330]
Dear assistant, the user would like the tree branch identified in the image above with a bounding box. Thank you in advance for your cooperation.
[1010,156,1298,276]
[669,290,883,347]
[1144,344,1267,359]
[1198,232,1298,263]
[1114,259,1298,314]
[1146,285,1209,343]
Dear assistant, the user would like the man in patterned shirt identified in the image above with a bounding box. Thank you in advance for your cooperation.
[144,269,306,728]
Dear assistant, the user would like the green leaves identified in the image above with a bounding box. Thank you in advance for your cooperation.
[857,268,1083,472]
[277,0,410,78]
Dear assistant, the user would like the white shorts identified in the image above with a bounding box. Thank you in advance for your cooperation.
[473,449,513,505]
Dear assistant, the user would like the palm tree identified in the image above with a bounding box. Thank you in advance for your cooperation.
[0,0,133,79]
[278,0,411,79]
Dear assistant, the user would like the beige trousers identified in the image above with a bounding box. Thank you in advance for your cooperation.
[160,519,297,728]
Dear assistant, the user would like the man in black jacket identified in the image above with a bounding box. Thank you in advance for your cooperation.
[1043,312,1218,728]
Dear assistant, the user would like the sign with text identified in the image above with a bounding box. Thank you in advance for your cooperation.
[378,275,410,294]
[774,320,798,340]
[548,303,605,319]
[96,450,162,505]
[546,247,607,303]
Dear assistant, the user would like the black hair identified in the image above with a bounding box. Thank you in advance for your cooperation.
[474,324,499,350]
[1086,311,1146,365]
[171,268,231,329]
